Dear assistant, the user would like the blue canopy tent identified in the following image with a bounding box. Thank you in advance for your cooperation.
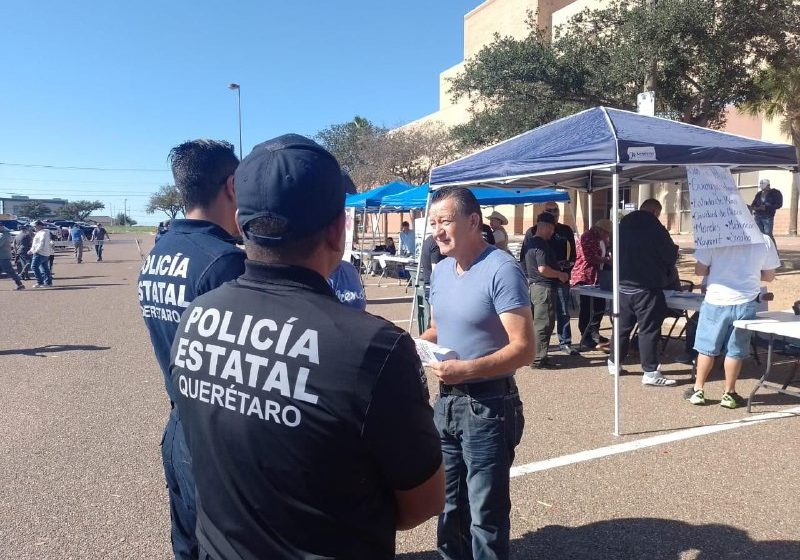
[379,183,570,210]
[345,181,414,210]
[422,106,799,435]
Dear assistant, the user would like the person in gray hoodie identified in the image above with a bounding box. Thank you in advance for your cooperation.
[0,224,25,290]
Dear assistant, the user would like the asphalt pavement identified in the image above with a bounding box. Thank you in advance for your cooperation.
[1,235,798,559]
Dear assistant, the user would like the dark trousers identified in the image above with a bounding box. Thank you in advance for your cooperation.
[578,292,606,344]
[614,288,667,372]
[554,283,573,345]
[530,283,556,364]
[16,253,31,279]
[162,409,198,560]
[0,258,23,286]
[435,380,524,560]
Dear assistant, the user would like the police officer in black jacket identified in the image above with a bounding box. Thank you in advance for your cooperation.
[138,139,245,559]
[171,134,444,560]
[612,198,679,386]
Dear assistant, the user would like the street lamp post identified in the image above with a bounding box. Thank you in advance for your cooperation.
[228,83,243,159]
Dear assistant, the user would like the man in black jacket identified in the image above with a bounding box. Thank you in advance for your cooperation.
[750,179,782,239]
[610,199,678,386]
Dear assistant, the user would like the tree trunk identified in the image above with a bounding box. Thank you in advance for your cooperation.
[791,142,800,236]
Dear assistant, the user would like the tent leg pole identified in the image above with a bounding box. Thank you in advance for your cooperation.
[612,172,621,437]
[588,192,594,229]
[408,189,433,335]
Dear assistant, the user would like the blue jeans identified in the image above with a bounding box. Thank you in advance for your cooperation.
[31,253,52,285]
[754,215,774,237]
[434,382,524,560]
[94,241,104,260]
[162,409,198,560]
[555,283,572,345]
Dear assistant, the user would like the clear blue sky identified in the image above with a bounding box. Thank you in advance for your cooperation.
[1,0,480,225]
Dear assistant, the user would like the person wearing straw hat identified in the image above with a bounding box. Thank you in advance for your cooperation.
[487,210,510,252]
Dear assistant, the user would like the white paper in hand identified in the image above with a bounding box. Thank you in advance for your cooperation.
[414,339,459,365]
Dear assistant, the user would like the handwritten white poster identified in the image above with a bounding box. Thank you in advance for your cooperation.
[343,207,355,261]
[414,217,427,260]
[687,166,762,249]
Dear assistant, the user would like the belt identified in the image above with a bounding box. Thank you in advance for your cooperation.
[439,377,516,398]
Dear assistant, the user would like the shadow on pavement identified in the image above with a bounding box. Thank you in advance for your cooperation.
[46,283,128,290]
[0,344,110,357]
[397,518,800,559]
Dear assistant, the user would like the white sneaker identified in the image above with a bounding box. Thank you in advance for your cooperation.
[607,359,616,375]
[642,371,676,386]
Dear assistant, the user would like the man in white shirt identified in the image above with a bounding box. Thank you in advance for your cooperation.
[398,221,415,257]
[28,220,53,288]
[686,234,780,408]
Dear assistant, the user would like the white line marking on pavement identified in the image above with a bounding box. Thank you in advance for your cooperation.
[390,319,411,324]
[510,405,800,478]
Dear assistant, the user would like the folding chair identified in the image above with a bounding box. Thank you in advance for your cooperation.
[660,279,695,354]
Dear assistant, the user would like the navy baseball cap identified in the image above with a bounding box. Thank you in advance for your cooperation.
[235,134,347,245]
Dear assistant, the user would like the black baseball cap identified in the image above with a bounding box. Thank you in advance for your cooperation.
[537,212,556,225]
[235,134,347,246]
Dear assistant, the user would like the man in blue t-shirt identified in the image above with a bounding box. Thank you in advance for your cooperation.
[69,224,87,263]
[138,139,245,559]
[421,186,534,560]
[329,260,367,310]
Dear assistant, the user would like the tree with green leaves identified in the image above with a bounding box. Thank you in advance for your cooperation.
[742,59,800,234]
[146,184,185,220]
[316,116,393,189]
[449,0,800,148]
[115,212,137,226]
[16,200,52,219]
[61,200,105,221]
[317,117,459,188]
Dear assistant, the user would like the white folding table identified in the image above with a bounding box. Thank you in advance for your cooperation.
[733,311,800,412]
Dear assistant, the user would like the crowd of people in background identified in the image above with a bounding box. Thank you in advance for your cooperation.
[0,220,111,290]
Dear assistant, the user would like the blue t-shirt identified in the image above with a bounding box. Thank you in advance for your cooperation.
[430,246,529,380]
[138,219,246,403]
[329,261,366,310]
[69,226,84,243]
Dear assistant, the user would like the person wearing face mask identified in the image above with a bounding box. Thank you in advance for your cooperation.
[749,179,782,241]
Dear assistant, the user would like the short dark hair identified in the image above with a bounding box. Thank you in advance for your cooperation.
[431,186,482,220]
[401,221,410,227]
[169,140,239,211]
[244,215,327,262]
[640,198,662,213]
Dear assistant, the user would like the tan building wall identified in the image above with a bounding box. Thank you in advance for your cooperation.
[403,0,798,235]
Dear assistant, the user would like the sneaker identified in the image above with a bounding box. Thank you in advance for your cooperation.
[598,335,610,344]
[15,284,25,290]
[532,358,557,370]
[580,338,598,349]
[33,284,44,288]
[720,392,747,409]
[606,360,629,376]
[559,344,579,356]
[684,387,705,405]
[642,372,677,386]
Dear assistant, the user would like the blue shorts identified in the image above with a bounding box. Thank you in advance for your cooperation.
[694,300,757,359]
